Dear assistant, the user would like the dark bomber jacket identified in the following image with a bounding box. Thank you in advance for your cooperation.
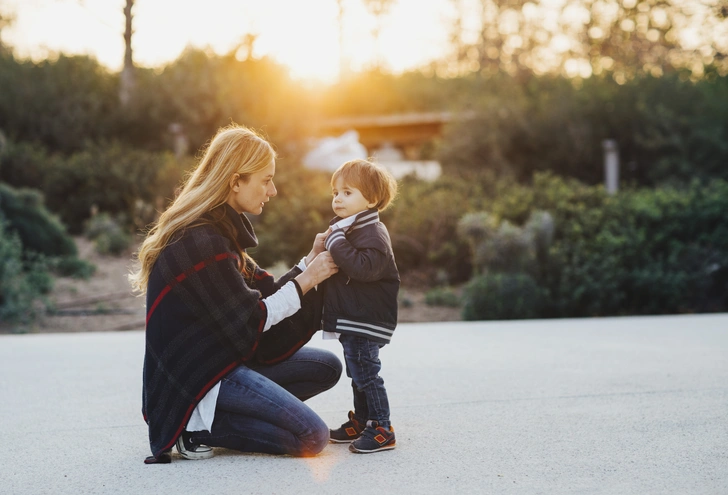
[323,209,400,345]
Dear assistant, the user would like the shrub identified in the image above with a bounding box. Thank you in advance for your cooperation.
[424,287,461,307]
[0,219,50,326]
[462,273,542,321]
[0,182,77,257]
[0,139,55,190]
[53,256,96,279]
[84,213,132,256]
[43,144,177,233]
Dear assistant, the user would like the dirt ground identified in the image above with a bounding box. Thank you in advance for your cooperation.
[8,237,461,334]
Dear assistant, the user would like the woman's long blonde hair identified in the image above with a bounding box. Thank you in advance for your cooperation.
[129,124,276,294]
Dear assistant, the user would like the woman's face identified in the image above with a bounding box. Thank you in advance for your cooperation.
[226,160,277,215]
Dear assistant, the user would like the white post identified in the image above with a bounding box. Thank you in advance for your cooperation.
[602,139,619,195]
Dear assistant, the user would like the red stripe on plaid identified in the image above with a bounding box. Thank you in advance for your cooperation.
[145,252,239,325]
[156,299,267,457]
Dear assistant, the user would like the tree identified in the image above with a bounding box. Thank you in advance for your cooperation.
[120,0,135,106]
[446,0,728,81]
[0,6,15,55]
[363,0,395,69]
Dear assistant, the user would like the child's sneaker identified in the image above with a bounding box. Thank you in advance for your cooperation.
[330,410,365,443]
[348,420,396,453]
[175,430,214,460]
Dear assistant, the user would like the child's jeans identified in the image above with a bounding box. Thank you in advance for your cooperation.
[339,334,391,427]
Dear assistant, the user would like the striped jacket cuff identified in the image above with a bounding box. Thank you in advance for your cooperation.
[325,229,346,250]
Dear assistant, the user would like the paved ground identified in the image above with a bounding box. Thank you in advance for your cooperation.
[2,314,727,495]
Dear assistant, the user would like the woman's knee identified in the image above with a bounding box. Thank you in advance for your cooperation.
[302,417,330,456]
[324,351,343,386]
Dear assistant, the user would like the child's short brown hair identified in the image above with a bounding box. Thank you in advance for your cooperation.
[331,159,398,211]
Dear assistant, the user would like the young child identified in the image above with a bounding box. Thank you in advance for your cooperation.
[323,159,400,454]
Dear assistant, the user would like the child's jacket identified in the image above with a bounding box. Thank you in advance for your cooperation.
[323,209,400,345]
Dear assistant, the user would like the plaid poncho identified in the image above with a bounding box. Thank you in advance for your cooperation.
[142,205,321,462]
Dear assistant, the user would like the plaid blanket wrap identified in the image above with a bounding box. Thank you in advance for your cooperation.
[142,210,321,460]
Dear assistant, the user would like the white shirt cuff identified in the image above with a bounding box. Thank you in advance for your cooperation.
[262,281,301,331]
[297,257,307,271]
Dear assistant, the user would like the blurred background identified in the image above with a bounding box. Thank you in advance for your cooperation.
[0,0,726,331]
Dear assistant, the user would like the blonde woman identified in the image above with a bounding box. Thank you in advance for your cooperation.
[130,125,340,464]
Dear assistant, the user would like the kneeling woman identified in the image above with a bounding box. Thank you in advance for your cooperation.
[130,125,341,464]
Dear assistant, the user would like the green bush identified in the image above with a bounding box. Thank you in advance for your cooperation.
[424,287,461,307]
[43,144,176,233]
[462,273,542,320]
[527,174,728,316]
[0,219,50,325]
[387,175,486,282]
[439,73,728,186]
[0,182,76,257]
[0,139,55,190]
[53,256,96,279]
[84,213,132,256]
[444,172,728,318]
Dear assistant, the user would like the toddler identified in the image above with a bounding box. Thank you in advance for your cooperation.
[323,159,400,454]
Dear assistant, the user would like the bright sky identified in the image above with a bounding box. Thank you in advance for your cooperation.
[1,0,453,82]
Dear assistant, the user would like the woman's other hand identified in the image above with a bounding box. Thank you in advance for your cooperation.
[305,228,332,266]
[295,251,338,295]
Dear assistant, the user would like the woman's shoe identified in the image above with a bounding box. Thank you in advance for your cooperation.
[175,430,214,460]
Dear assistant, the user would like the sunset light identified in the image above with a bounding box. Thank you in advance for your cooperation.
[2,0,451,82]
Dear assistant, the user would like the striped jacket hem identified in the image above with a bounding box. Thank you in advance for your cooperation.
[335,318,394,343]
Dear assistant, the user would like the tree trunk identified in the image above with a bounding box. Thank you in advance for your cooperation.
[119,0,135,106]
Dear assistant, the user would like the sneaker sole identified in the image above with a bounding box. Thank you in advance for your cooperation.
[175,439,214,460]
[348,443,396,454]
[329,437,359,444]
[178,449,214,460]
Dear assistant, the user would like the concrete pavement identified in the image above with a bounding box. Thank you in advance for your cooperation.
[1,314,727,494]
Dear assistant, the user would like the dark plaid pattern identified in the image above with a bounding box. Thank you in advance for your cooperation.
[142,205,322,460]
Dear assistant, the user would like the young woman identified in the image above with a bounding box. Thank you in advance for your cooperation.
[130,125,340,464]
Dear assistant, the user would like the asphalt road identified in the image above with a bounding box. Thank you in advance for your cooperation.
[2,314,726,494]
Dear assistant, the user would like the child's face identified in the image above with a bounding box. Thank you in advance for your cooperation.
[331,177,375,219]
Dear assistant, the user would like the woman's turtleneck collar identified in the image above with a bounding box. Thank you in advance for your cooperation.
[223,203,258,250]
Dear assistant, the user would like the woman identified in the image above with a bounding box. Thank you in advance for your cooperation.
[130,124,341,464]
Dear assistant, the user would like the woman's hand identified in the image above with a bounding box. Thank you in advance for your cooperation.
[295,251,338,295]
[305,228,331,266]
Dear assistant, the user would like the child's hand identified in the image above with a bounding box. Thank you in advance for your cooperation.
[306,228,332,266]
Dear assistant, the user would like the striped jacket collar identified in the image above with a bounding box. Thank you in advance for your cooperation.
[329,208,380,233]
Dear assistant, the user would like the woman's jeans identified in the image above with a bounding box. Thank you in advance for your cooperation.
[193,346,341,457]
[340,334,391,427]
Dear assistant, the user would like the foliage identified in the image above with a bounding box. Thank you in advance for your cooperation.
[424,286,461,308]
[439,73,728,187]
[529,173,728,317]
[42,143,178,233]
[446,0,727,80]
[386,174,487,283]
[0,53,117,153]
[462,273,542,321]
[0,182,76,257]
[52,256,96,280]
[84,213,132,256]
[0,219,50,326]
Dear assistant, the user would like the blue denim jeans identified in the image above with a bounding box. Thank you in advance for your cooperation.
[192,346,341,456]
[340,334,391,427]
